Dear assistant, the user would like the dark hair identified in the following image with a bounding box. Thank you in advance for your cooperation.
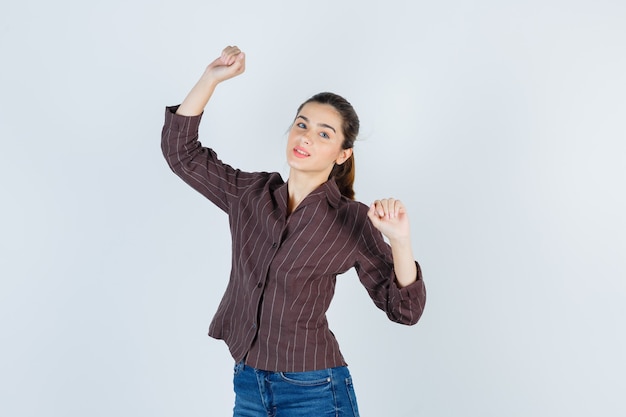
[296,92,359,200]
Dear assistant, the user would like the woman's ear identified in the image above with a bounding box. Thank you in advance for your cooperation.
[335,148,353,165]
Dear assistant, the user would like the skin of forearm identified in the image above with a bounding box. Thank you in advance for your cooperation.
[176,74,219,116]
[389,237,418,288]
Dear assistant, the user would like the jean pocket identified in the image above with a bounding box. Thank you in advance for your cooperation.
[344,376,360,416]
[233,361,245,376]
[279,369,332,386]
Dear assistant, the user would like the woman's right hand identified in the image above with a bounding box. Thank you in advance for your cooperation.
[203,45,246,84]
[175,45,246,116]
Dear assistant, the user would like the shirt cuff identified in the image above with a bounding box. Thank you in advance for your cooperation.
[397,261,425,296]
[164,105,204,134]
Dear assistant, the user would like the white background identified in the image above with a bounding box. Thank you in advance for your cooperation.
[1,0,625,416]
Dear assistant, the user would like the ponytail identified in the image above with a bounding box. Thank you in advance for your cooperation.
[329,154,355,200]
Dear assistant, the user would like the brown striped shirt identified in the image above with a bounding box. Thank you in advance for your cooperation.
[161,106,426,372]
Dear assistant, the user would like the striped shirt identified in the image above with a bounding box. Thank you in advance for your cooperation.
[161,106,426,372]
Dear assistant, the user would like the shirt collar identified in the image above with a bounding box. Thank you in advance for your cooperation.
[275,178,342,213]
[312,179,342,209]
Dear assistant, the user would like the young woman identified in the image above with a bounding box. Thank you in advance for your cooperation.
[161,45,426,417]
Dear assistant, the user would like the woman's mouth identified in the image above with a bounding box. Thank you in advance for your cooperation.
[293,147,310,158]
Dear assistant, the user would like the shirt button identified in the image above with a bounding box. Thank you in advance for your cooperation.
[257,282,263,288]
[272,242,278,248]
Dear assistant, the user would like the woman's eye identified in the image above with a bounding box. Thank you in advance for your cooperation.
[320,132,330,139]
[297,122,306,129]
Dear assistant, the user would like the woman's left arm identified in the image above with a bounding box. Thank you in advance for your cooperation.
[367,198,417,288]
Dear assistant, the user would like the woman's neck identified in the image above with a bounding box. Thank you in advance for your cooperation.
[286,171,328,214]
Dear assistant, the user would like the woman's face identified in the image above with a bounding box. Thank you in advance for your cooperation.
[286,102,352,179]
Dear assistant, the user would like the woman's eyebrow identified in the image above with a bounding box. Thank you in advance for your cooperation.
[297,115,337,133]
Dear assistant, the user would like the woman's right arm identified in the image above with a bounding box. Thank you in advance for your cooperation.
[176,45,246,116]
[161,46,250,212]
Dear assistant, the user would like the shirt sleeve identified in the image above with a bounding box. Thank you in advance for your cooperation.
[161,105,260,212]
[354,209,426,326]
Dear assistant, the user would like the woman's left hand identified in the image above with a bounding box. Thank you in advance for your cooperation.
[367,198,411,243]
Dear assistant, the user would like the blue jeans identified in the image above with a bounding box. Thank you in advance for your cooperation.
[232,361,360,417]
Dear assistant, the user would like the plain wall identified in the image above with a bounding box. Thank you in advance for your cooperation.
[1,0,625,416]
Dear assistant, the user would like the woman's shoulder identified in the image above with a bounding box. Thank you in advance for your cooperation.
[338,194,369,210]
[237,170,285,189]
[336,197,371,225]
